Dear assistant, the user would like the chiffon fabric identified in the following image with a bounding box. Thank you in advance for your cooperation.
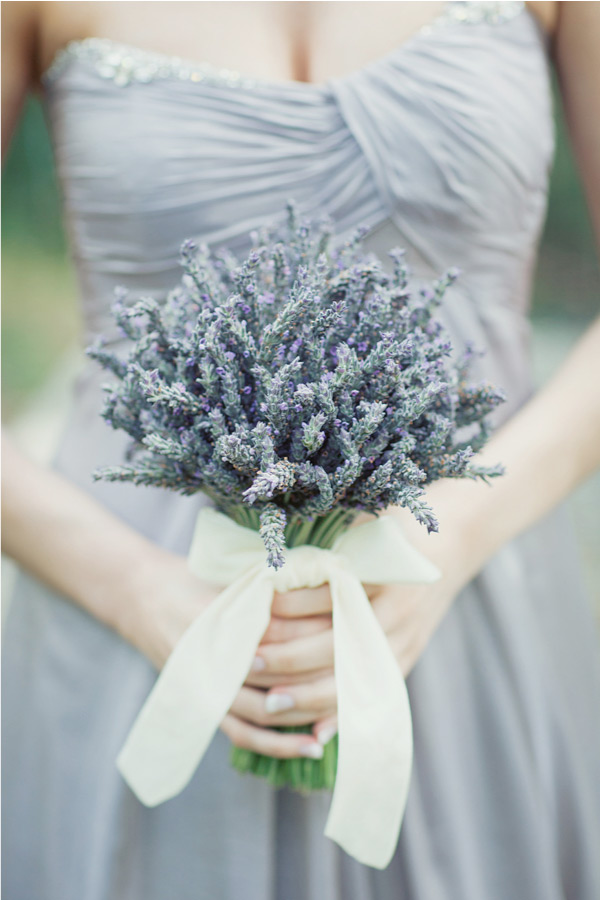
[3,3,600,898]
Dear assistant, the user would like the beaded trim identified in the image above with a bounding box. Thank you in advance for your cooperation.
[42,1,525,89]
[421,0,525,34]
[43,38,259,89]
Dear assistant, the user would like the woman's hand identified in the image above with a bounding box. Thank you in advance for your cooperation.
[120,547,222,671]
[125,549,333,759]
[234,496,476,751]
[222,583,340,758]
[237,573,462,751]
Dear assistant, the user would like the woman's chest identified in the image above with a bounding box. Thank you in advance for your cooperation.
[39,1,451,87]
[42,1,554,290]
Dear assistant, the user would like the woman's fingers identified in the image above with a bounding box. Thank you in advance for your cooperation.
[264,677,337,718]
[230,682,337,727]
[220,713,324,759]
[259,613,332,645]
[312,713,339,747]
[244,665,333,688]
[253,627,334,675]
[271,583,332,618]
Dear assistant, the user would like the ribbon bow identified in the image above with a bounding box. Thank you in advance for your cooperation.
[117,506,439,869]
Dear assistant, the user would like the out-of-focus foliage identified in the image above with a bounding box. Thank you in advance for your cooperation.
[2,75,599,419]
[532,74,599,317]
[2,96,79,419]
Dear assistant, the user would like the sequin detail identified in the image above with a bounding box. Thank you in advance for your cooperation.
[42,1,525,89]
[42,38,259,89]
[421,0,525,33]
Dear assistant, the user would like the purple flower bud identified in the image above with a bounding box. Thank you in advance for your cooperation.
[215,366,226,376]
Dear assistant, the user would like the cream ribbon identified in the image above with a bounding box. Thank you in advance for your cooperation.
[117,506,440,869]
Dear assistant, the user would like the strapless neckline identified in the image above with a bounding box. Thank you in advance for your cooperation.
[41,0,534,92]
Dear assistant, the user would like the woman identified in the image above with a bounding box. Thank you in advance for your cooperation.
[2,1,600,897]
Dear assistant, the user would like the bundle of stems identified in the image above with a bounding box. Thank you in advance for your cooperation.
[226,504,356,792]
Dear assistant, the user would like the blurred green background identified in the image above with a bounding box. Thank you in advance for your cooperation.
[2,80,599,614]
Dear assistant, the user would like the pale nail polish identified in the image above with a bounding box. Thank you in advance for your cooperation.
[300,743,324,759]
[264,693,295,714]
[251,655,266,672]
[317,726,337,746]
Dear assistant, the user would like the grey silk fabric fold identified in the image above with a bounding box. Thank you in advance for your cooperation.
[3,4,600,898]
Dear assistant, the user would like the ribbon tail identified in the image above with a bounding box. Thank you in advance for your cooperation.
[117,564,273,806]
[324,567,413,869]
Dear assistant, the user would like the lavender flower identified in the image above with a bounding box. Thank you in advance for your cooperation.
[87,202,504,568]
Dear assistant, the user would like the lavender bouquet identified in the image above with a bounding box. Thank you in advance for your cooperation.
[88,203,504,793]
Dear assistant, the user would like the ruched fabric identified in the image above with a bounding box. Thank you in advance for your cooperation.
[3,4,600,898]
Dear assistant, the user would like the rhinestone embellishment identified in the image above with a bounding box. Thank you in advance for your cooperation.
[42,1,525,89]
[43,37,259,88]
[420,0,525,34]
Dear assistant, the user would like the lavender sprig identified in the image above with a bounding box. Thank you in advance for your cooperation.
[87,201,505,568]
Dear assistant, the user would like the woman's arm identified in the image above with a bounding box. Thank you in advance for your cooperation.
[0,6,219,681]
[1,2,38,162]
[1,4,165,658]
[441,0,600,575]
[1,4,326,759]
[247,1,600,742]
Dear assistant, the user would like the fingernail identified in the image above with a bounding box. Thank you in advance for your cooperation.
[251,655,266,672]
[317,726,337,746]
[300,743,324,759]
[264,693,295,714]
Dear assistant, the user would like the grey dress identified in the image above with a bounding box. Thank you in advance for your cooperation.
[3,2,600,897]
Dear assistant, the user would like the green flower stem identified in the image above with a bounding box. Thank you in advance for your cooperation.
[230,729,339,793]
[226,506,355,792]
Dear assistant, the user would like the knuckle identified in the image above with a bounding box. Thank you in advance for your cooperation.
[226,719,248,749]
[292,678,333,712]
[314,692,333,712]
[253,706,269,727]
[273,648,297,673]
[265,735,297,758]
[262,618,283,643]
[313,687,336,712]
[271,592,295,618]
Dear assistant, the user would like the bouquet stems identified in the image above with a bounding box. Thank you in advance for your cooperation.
[225,505,357,792]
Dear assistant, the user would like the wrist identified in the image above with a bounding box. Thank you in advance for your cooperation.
[83,537,173,658]
[427,476,504,586]
[387,478,497,593]
[117,543,180,665]
[112,543,221,670]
